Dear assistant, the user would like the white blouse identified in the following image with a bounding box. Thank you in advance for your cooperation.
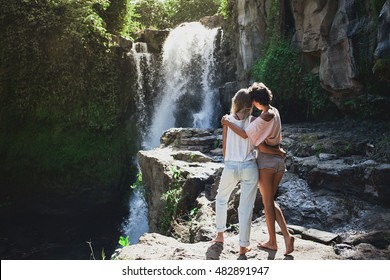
[224,115,256,162]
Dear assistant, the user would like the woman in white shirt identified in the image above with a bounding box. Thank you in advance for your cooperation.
[222,82,294,256]
[213,88,258,257]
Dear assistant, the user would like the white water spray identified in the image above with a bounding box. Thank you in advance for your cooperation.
[122,23,220,245]
[121,187,149,245]
[131,42,155,143]
[120,43,153,245]
[145,22,220,148]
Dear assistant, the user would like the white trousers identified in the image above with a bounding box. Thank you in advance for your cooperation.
[215,159,258,247]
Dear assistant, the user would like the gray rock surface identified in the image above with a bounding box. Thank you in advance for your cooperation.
[122,122,390,260]
[116,217,343,260]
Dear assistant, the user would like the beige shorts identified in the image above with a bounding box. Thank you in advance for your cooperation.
[256,152,286,173]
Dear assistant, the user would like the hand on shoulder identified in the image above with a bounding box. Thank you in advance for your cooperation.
[260,111,274,121]
[221,114,230,126]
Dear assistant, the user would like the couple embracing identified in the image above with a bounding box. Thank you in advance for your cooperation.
[213,82,295,258]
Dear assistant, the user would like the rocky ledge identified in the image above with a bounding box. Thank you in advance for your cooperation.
[116,121,390,260]
[116,217,389,260]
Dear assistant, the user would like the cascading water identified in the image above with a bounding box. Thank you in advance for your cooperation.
[144,22,220,149]
[121,22,221,247]
[119,43,156,246]
[121,184,149,245]
[131,42,157,143]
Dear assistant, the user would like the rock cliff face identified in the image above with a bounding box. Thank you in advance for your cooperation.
[137,128,224,233]
[235,0,268,80]
[225,0,390,112]
[292,0,371,108]
[123,121,390,260]
[136,29,170,53]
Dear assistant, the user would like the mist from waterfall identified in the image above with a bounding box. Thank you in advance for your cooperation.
[144,22,220,149]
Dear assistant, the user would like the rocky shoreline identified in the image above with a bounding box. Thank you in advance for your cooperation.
[116,121,390,260]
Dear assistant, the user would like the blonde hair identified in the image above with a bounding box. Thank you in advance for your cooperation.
[230,88,253,120]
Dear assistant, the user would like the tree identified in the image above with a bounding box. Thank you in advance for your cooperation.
[102,0,140,35]
[168,0,220,27]
[134,0,221,29]
[134,0,170,29]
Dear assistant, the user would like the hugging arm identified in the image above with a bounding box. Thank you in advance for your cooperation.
[221,114,286,158]
[258,143,286,158]
[221,115,248,139]
[222,123,227,158]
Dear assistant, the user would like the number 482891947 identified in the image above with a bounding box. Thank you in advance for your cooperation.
[214,266,269,276]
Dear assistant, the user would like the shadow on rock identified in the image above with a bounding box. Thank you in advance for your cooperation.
[206,242,223,260]
[257,245,277,260]
[283,255,294,260]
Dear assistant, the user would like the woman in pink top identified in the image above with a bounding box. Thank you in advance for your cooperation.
[222,82,294,256]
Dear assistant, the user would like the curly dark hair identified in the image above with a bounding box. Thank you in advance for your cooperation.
[248,82,273,105]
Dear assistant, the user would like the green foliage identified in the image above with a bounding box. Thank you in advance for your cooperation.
[266,0,281,40]
[102,0,140,36]
[0,0,117,130]
[133,0,171,29]
[101,248,106,260]
[130,172,143,189]
[313,143,324,156]
[189,207,198,219]
[118,235,130,247]
[373,56,390,73]
[217,0,229,19]
[335,142,353,157]
[159,166,186,233]
[0,0,138,190]
[252,40,299,114]
[373,56,390,86]
[300,73,332,119]
[251,0,336,122]
[133,0,220,29]
[252,39,335,121]
[87,241,108,260]
[0,124,133,188]
[165,0,220,26]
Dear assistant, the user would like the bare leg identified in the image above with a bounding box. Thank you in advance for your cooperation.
[272,172,295,255]
[239,246,251,255]
[258,169,278,251]
[212,232,224,243]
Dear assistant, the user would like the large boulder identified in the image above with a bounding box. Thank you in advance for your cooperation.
[137,146,223,233]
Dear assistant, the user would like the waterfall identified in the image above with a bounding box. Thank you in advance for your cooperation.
[121,187,149,245]
[119,43,154,246]
[131,42,157,144]
[144,22,220,149]
[121,23,221,246]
